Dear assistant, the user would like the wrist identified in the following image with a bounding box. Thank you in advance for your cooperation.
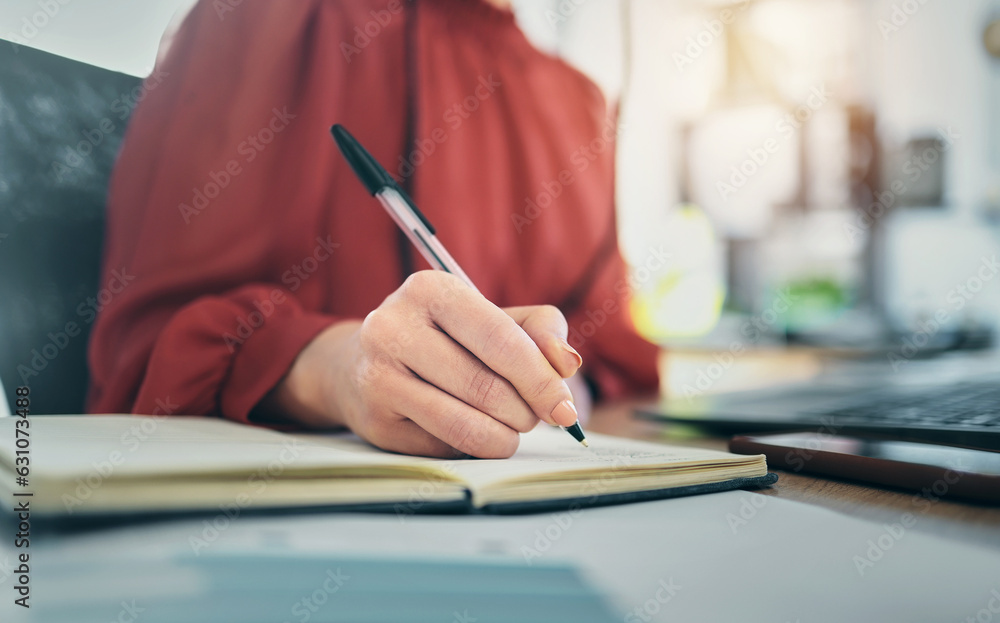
[254,319,363,428]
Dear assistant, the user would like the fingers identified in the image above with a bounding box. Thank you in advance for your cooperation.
[398,323,538,434]
[363,371,521,459]
[363,416,463,459]
[504,305,583,379]
[402,272,579,428]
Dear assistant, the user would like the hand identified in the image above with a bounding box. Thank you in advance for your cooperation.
[261,270,584,458]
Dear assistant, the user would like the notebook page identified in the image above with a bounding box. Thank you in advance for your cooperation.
[0,415,430,482]
[438,425,763,491]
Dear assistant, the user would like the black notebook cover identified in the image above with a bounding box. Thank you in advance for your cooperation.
[17,473,778,533]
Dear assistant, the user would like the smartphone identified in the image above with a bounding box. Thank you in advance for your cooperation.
[729,432,1000,504]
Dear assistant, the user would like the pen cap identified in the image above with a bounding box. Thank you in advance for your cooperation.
[330,124,393,196]
[329,124,436,235]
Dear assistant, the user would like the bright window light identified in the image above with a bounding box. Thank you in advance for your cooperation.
[0,0,197,77]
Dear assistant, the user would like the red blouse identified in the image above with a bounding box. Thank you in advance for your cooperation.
[86,0,659,422]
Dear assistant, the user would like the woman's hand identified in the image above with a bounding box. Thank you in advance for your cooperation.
[259,270,584,458]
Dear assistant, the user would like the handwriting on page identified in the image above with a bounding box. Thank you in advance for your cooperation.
[530,448,672,463]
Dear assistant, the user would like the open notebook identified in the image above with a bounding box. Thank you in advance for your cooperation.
[0,415,774,523]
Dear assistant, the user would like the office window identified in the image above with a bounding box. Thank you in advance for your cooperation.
[0,0,197,77]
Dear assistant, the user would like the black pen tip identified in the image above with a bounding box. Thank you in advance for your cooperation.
[563,421,589,447]
[330,124,392,196]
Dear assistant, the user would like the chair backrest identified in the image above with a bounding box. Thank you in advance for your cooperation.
[0,43,140,414]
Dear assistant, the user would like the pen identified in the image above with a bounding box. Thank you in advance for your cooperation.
[330,124,589,449]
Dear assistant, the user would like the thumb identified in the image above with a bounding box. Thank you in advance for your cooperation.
[503,305,583,379]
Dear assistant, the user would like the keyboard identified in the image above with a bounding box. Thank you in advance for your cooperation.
[816,382,1000,428]
[645,374,1000,450]
[799,381,1000,449]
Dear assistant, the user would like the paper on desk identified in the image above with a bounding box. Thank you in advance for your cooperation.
[17,555,614,623]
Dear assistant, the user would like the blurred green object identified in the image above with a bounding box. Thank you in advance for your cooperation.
[774,276,851,332]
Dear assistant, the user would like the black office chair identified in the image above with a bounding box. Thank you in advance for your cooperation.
[0,43,141,414]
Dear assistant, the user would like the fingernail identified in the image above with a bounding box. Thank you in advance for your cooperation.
[559,338,583,369]
[550,399,578,427]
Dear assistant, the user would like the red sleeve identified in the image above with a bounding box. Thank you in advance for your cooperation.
[131,286,335,422]
[86,0,344,421]
[566,243,660,401]
[543,78,659,400]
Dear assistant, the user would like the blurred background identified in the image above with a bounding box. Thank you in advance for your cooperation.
[2,0,1000,407]
[515,0,1000,389]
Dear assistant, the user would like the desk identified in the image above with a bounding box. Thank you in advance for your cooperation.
[23,399,1000,622]
[589,399,1000,552]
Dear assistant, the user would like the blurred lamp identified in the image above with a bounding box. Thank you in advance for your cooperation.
[630,204,725,340]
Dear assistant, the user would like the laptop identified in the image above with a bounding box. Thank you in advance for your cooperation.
[638,351,1000,450]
